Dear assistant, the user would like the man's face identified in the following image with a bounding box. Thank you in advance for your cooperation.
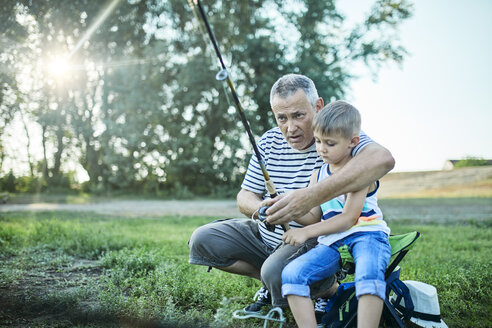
[271,89,322,150]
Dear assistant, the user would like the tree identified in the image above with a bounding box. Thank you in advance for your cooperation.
[0,0,413,196]
[158,0,413,194]
[0,1,29,172]
[16,0,158,189]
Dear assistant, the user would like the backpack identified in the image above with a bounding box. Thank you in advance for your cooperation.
[320,282,358,328]
[320,268,414,327]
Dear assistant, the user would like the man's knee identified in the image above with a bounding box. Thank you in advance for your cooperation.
[188,223,225,267]
[188,224,211,250]
[261,256,283,287]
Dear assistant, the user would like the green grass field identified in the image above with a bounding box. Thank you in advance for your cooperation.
[0,206,491,327]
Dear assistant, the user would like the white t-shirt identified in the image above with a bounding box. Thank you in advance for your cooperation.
[241,127,373,248]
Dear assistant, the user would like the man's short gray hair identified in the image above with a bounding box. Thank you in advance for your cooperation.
[270,74,319,108]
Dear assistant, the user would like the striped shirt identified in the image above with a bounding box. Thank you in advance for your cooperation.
[241,127,373,248]
[317,164,390,247]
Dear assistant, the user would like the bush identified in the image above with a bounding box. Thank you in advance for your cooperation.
[454,157,490,168]
[0,171,17,192]
[15,175,47,193]
[0,172,76,193]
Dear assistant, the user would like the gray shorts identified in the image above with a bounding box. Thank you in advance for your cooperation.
[188,218,336,306]
[188,218,272,269]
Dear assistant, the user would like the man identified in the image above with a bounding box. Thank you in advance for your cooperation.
[188,74,394,314]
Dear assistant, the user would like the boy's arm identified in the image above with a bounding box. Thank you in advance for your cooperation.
[282,186,369,246]
[267,142,393,225]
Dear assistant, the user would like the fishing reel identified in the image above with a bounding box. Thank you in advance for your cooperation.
[257,206,288,232]
[257,205,269,221]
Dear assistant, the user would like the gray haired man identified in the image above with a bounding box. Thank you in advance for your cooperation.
[188,74,394,314]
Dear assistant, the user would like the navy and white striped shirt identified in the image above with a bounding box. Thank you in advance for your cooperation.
[241,127,373,248]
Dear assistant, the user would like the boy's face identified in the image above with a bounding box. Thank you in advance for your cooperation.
[314,131,359,166]
[271,89,323,150]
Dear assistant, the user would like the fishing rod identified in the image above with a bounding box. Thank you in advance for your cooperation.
[190,0,288,231]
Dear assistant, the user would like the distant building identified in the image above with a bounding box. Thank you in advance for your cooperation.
[443,160,459,170]
[443,159,492,170]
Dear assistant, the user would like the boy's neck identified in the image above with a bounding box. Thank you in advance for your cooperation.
[328,156,351,173]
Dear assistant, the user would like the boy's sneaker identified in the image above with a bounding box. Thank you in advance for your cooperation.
[314,297,328,325]
[243,287,271,313]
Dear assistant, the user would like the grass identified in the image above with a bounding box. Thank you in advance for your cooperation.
[379,197,492,225]
[0,209,491,327]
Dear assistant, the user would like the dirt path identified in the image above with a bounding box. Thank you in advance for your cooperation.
[0,199,243,218]
[2,197,491,225]
[1,166,491,221]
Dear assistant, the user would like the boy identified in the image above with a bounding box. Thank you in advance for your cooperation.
[280,100,391,328]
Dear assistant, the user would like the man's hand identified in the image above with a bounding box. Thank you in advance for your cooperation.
[282,228,310,246]
[266,188,316,225]
[259,196,278,208]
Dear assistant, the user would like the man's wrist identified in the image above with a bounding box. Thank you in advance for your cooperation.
[309,175,339,207]
[307,183,325,209]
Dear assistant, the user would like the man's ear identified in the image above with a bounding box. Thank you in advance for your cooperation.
[315,97,324,112]
[350,136,360,147]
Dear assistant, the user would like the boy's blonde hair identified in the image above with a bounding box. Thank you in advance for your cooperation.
[313,100,361,139]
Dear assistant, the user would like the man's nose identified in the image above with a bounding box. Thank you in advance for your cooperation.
[287,120,297,133]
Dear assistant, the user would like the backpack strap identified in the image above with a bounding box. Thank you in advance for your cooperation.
[321,282,357,327]
[337,245,355,277]
[389,278,414,321]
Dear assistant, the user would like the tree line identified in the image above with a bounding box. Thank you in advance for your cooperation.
[0,0,412,196]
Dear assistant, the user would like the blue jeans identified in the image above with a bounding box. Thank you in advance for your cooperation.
[281,231,391,300]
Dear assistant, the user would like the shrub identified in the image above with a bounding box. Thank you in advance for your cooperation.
[454,157,490,168]
[0,171,17,192]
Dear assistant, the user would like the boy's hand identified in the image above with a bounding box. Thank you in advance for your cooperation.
[282,228,310,246]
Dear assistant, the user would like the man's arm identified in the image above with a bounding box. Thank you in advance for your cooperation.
[267,142,394,225]
[290,169,322,226]
[282,186,368,246]
[237,188,264,218]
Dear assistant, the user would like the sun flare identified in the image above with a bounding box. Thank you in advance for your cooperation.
[48,58,69,77]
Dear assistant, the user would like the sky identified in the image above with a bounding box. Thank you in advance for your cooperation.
[338,0,492,172]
